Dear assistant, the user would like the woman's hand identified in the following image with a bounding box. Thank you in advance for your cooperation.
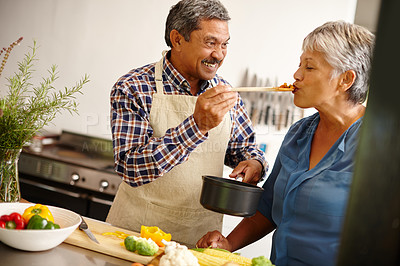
[197,212,275,253]
[196,230,233,251]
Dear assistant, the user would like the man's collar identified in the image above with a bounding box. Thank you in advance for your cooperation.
[163,52,214,95]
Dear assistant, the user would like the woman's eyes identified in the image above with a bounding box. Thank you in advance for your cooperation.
[298,63,314,70]
[303,64,314,70]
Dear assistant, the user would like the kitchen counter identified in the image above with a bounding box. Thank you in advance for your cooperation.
[0,203,132,266]
[0,200,149,265]
[0,241,133,266]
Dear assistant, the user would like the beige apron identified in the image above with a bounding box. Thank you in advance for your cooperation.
[107,54,231,247]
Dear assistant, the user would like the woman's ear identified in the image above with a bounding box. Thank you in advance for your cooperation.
[170,29,183,50]
[340,70,356,91]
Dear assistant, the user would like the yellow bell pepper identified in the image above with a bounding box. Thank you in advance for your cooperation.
[22,204,54,224]
[140,225,171,247]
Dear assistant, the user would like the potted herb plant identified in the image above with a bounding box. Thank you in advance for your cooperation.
[0,37,89,202]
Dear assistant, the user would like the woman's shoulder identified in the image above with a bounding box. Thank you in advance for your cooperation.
[287,112,319,135]
[277,113,319,155]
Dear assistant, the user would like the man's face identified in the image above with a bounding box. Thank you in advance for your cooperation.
[176,19,230,83]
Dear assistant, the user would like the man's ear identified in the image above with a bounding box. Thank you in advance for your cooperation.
[170,29,184,50]
[340,70,356,91]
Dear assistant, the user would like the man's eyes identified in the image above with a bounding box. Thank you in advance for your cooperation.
[205,41,228,49]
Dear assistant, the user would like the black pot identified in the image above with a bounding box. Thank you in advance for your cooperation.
[200,175,264,217]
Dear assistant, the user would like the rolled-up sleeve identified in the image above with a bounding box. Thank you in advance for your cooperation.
[111,85,207,187]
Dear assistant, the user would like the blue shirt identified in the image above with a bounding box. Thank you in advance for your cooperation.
[258,112,363,266]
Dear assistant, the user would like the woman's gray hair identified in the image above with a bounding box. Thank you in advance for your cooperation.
[165,0,230,47]
[303,21,375,104]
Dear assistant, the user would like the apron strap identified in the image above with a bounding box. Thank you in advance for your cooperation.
[155,50,168,95]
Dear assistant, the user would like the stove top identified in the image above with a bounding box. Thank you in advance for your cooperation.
[28,145,116,173]
[18,131,122,196]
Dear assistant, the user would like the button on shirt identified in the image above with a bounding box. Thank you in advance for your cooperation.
[110,54,267,187]
[258,112,363,266]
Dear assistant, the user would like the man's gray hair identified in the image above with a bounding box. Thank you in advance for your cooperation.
[303,21,375,104]
[165,0,230,47]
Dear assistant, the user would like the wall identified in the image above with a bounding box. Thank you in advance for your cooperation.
[1,0,356,140]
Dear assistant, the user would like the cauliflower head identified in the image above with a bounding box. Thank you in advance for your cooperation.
[159,241,199,266]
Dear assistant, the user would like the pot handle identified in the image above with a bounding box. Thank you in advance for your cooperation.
[232,173,265,186]
[234,174,244,182]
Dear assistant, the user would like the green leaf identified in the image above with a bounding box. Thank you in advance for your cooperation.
[0,40,90,149]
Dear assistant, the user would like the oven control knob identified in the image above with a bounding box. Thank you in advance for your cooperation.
[99,180,109,192]
[70,173,80,185]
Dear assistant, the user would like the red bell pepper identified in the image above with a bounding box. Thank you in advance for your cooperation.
[0,212,25,229]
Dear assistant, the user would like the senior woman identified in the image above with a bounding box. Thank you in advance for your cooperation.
[196,21,375,266]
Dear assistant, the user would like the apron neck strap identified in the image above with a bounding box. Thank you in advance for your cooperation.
[155,50,168,95]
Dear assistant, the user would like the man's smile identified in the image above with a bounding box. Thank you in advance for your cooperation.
[201,59,221,68]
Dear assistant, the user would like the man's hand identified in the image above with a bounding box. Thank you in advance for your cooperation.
[229,159,263,185]
[194,83,237,135]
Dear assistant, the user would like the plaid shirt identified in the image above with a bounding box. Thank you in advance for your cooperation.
[110,53,267,187]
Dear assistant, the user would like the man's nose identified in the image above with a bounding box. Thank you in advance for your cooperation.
[212,46,225,61]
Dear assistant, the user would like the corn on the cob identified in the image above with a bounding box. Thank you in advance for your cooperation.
[190,250,230,266]
[202,248,252,266]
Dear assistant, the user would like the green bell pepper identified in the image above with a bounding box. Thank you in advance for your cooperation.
[26,214,60,230]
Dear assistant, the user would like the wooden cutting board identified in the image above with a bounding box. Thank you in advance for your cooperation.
[63,218,164,264]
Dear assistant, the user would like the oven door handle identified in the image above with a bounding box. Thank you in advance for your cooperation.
[20,178,85,199]
[89,196,113,207]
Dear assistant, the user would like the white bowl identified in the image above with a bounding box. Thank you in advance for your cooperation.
[0,202,81,251]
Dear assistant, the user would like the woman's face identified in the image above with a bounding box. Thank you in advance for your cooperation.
[293,50,341,109]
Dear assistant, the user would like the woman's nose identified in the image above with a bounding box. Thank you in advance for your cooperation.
[293,68,302,81]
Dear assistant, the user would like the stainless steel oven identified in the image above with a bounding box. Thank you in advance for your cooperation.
[18,131,122,221]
